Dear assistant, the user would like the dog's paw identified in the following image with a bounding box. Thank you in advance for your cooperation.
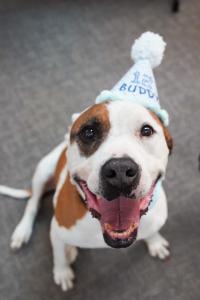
[66,246,78,264]
[53,266,75,291]
[146,233,170,260]
[10,221,32,250]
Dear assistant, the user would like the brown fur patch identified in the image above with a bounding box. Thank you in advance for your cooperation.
[149,111,173,154]
[55,174,87,229]
[70,103,110,157]
[54,146,87,228]
[162,126,173,154]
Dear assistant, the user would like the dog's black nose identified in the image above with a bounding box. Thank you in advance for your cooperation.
[100,157,140,200]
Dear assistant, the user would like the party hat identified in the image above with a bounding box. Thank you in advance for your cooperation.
[96,32,169,126]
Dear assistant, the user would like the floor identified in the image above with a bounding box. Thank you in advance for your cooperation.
[0,0,200,299]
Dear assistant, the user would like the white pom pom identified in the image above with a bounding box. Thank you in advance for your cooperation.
[131,32,166,68]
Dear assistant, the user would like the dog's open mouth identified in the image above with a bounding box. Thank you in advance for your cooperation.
[75,178,158,248]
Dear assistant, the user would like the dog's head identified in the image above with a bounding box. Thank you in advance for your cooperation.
[67,100,172,248]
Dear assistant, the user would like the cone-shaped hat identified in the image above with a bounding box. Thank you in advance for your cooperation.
[96,32,169,126]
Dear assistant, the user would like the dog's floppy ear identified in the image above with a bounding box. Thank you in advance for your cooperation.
[162,126,173,155]
[149,111,173,155]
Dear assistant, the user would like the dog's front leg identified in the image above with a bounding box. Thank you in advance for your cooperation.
[50,218,76,291]
[145,232,170,260]
[138,187,170,260]
[144,188,170,260]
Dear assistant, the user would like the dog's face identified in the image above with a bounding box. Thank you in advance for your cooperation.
[67,100,172,248]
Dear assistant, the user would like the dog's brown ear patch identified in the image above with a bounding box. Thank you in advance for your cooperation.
[162,126,173,155]
[149,111,173,154]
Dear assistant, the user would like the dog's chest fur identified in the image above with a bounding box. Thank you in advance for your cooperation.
[53,212,108,248]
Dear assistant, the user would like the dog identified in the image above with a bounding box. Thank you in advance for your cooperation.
[0,99,172,291]
[0,32,173,291]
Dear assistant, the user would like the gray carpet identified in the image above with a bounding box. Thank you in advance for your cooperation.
[1,0,200,299]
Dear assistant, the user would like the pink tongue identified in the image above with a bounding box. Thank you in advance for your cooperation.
[98,196,140,231]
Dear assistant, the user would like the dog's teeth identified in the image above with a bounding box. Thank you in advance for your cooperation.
[104,222,138,240]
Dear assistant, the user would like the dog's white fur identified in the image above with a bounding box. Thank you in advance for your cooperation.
[1,101,170,291]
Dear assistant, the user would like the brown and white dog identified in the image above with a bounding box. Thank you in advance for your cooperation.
[0,99,172,291]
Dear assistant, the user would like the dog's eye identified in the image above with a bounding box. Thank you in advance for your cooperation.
[79,125,98,143]
[140,124,154,137]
